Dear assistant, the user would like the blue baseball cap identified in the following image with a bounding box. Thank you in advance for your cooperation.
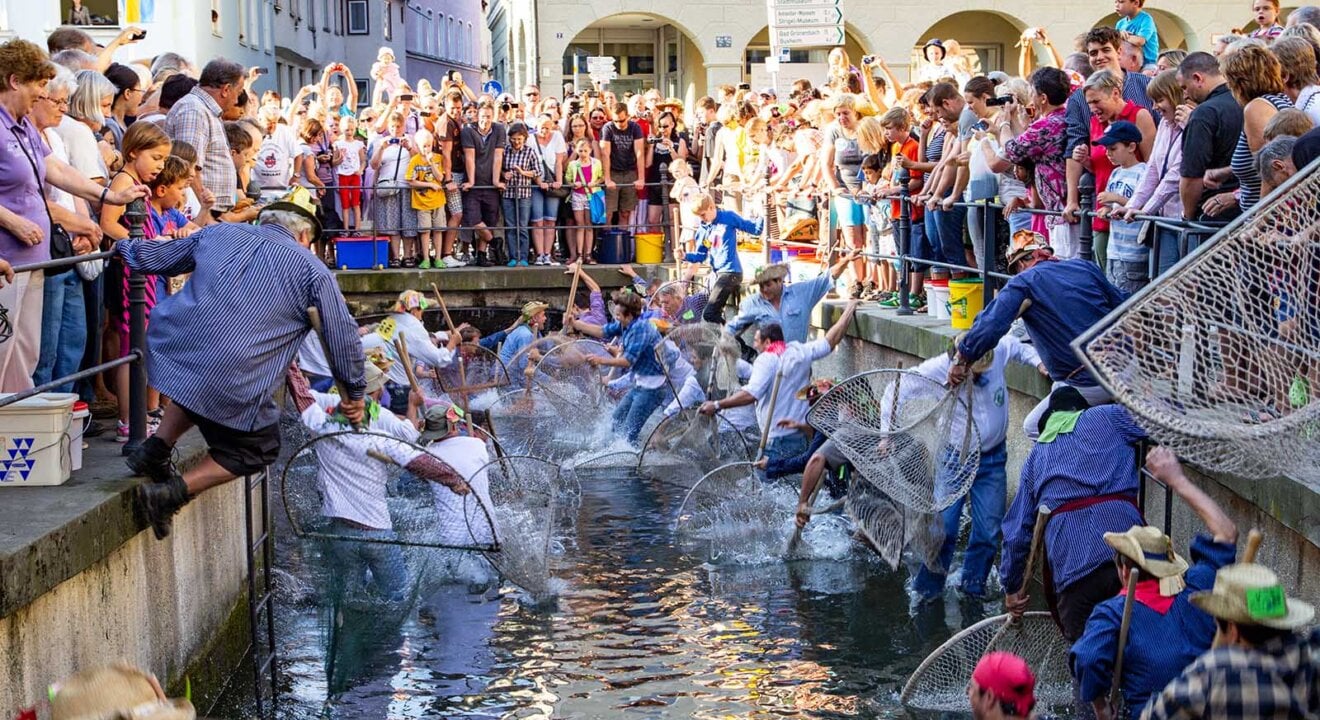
[1096,120,1143,147]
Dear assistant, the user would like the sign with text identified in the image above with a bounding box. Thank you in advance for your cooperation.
[772,5,842,26]
[772,24,844,47]
[586,56,618,85]
[769,0,841,6]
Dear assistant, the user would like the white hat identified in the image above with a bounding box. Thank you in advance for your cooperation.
[1190,563,1315,630]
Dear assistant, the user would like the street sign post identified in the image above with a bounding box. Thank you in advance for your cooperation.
[586,56,618,86]
[772,5,842,26]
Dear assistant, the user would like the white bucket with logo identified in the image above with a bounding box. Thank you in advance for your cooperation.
[0,393,78,486]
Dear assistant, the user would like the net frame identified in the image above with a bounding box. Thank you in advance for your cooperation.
[474,454,562,598]
[650,279,711,325]
[636,408,754,472]
[900,612,1073,712]
[1073,169,1320,486]
[278,428,500,552]
[532,338,614,410]
[808,369,981,513]
[430,343,511,397]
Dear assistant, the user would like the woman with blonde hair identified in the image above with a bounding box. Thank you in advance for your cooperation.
[1221,41,1293,213]
[822,94,868,297]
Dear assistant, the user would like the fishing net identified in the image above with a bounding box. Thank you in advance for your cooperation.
[637,408,753,475]
[278,429,499,553]
[901,612,1073,713]
[477,455,562,599]
[425,343,510,408]
[650,279,711,325]
[486,387,598,459]
[569,450,640,479]
[673,461,797,563]
[533,338,614,411]
[808,369,980,513]
[1075,188,1320,486]
[501,334,571,389]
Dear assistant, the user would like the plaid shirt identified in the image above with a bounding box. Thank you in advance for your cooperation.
[502,142,538,200]
[1141,628,1320,720]
[165,87,236,210]
[603,319,663,379]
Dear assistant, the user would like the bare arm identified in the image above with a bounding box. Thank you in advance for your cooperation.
[1145,447,1237,543]
[823,300,859,349]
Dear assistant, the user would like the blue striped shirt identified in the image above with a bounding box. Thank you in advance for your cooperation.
[116,222,366,431]
[1000,405,1147,594]
[727,273,834,343]
[603,319,663,379]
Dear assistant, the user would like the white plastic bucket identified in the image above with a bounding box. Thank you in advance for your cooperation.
[928,281,951,320]
[0,392,78,486]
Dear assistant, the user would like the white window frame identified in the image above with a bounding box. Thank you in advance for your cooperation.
[346,0,368,34]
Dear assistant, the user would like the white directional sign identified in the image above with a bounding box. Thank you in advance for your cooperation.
[772,5,842,26]
[586,56,618,85]
[769,0,840,6]
[772,24,844,47]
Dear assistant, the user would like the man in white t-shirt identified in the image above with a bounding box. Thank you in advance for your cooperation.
[418,403,495,548]
[253,106,300,197]
[701,300,858,469]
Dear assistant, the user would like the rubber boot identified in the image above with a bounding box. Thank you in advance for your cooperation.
[126,435,181,485]
[135,476,191,540]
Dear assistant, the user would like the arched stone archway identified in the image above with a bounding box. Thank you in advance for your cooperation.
[552,13,708,107]
[741,24,871,95]
[910,10,1028,80]
[1098,8,1198,52]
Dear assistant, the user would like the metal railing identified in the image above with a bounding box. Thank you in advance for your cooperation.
[0,201,151,454]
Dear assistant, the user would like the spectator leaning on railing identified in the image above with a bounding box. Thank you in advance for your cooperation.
[0,38,145,393]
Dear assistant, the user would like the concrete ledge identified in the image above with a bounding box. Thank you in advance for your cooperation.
[0,430,249,713]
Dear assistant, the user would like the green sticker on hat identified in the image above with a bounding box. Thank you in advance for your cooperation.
[682,310,695,320]
[1245,584,1287,620]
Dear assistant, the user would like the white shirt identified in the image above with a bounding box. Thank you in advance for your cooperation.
[360,315,454,387]
[664,359,757,431]
[745,339,831,439]
[297,334,331,377]
[428,435,495,546]
[1297,85,1320,126]
[532,131,567,175]
[906,336,1042,451]
[253,124,299,189]
[53,115,106,182]
[301,390,421,529]
[42,128,75,212]
[334,138,365,176]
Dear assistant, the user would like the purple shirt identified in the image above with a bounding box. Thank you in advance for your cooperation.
[0,104,52,266]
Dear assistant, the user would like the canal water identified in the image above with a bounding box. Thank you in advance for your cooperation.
[215,458,1004,719]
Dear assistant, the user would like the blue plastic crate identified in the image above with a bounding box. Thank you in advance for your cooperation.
[336,236,390,270]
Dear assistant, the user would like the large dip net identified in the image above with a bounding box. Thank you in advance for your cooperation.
[637,408,753,476]
[673,461,797,564]
[1075,175,1320,488]
[900,612,1074,713]
[808,369,981,513]
[475,455,563,600]
[533,337,614,412]
[650,279,710,325]
[425,343,510,409]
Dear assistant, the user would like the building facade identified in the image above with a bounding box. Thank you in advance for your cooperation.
[2,0,488,108]
[486,0,536,94]
[513,1,1299,110]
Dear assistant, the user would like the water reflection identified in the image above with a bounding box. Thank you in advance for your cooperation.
[218,463,997,719]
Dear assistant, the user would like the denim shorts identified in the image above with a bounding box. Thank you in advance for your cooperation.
[831,195,866,228]
[530,187,562,222]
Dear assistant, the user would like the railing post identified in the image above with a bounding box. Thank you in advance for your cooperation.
[980,198,998,304]
[123,198,148,456]
[1078,173,1096,263]
[896,167,912,316]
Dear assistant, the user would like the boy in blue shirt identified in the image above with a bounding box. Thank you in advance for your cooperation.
[683,193,764,323]
[1115,0,1159,67]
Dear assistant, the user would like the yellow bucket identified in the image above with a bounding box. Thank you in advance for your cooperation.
[948,278,984,330]
[635,232,665,264]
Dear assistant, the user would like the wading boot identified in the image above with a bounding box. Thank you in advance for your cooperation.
[135,476,191,540]
[126,436,182,485]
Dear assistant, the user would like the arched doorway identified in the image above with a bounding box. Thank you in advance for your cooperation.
[913,11,1027,80]
[560,14,707,103]
[1097,9,1197,52]
[742,25,870,95]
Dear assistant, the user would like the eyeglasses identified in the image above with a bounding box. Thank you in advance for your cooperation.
[38,95,70,108]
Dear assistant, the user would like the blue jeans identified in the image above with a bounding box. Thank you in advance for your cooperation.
[501,195,532,262]
[762,431,809,480]
[1154,226,1183,277]
[909,216,934,265]
[33,269,87,392]
[914,442,1008,599]
[933,206,966,270]
[76,274,103,403]
[327,519,411,602]
[529,187,561,223]
[923,211,945,266]
[613,384,665,444]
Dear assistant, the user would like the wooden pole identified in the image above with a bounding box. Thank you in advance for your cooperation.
[1109,569,1141,710]
[565,261,582,329]
[429,281,474,434]
[307,306,361,430]
[757,367,785,458]
[393,335,422,397]
[428,281,457,334]
[1243,528,1263,562]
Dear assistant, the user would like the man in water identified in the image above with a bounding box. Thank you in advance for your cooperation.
[969,652,1038,720]
[418,404,495,548]
[700,300,859,468]
[286,362,469,601]
[498,300,549,383]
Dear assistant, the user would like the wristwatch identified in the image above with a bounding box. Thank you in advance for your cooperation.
[713,399,722,411]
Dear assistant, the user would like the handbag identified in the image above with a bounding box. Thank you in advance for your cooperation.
[532,137,570,199]
[589,187,607,225]
[11,121,80,275]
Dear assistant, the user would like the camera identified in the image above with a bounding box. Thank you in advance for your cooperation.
[131,29,147,40]
[255,67,269,76]
[500,102,511,112]
[399,93,415,102]
[861,54,876,66]
[986,96,1013,107]
[647,136,661,144]
[389,138,401,145]
[420,110,434,117]
[449,71,462,83]
[737,82,751,91]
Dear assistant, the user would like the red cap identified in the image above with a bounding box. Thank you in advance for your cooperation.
[971,652,1036,717]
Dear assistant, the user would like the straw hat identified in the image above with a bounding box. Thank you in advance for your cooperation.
[364,362,387,395]
[796,377,837,401]
[260,186,322,243]
[1104,525,1190,596]
[656,97,684,111]
[521,300,550,320]
[364,346,395,375]
[753,264,789,285]
[1005,229,1050,267]
[1190,563,1315,629]
[50,665,196,720]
